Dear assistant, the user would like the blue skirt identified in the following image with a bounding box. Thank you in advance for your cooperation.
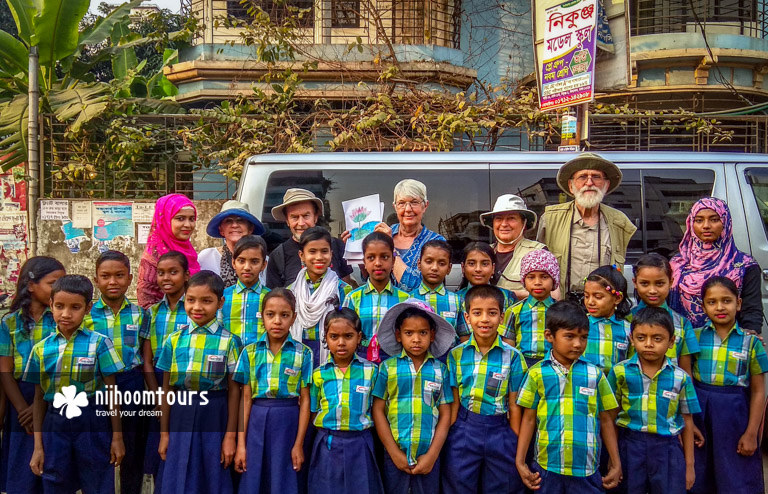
[115,367,147,494]
[143,369,164,478]
[308,428,383,494]
[691,381,764,494]
[42,401,114,494]
[159,390,233,494]
[239,398,304,494]
[4,381,42,494]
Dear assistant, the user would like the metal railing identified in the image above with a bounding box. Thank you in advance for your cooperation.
[630,0,768,38]
[189,0,461,48]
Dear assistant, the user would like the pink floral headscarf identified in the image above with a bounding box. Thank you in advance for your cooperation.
[669,197,756,326]
[145,194,200,274]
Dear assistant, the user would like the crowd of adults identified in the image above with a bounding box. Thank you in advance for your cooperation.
[136,153,765,333]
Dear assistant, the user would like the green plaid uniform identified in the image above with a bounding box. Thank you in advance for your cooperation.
[584,315,631,374]
[411,282,462,331]
[692,322,768,387]
[629,302,700,365]
[233,335,313,399]
[221,280,270,346]
[310,354,378,431]
[341,281,409,348]
[23,326,125,401]
[501,295,555,357]
[288,272,352,341]
[0,308,57,380]
[83,297,149,370]
[455,286,516,337]
[156,320,242,392]
[447,335,527,416]
[517,352,618,477]
[608,354,700,436]
[145,295,189,364]
[372,351,453,463]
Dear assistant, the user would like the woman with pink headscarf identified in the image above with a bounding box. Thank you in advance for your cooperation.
[137,194,201,308]
[669,197,763,332]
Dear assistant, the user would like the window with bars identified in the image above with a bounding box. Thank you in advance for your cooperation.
[331,0,361,28]
[227,0,314,26]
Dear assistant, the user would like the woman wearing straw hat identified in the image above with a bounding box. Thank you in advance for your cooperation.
[480,194,547,300]
[198,200,265,287]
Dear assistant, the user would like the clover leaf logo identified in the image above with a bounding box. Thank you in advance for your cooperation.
[53,385,88,419]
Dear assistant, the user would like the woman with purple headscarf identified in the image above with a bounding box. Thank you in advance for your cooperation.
[669,197,763,332]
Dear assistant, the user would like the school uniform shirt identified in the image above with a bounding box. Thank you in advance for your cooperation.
[221,280,270,346]
[342,281,409,348]
[156,320,242,392]
[310,353,378,431]
[517,352,618,477]
[692,322,768,387]
[233,334,313,399]
[83,297,149,371]
[501,295,555,358]
[144,295,188,364]
[0,308,57,380]
[607,354,701,436]
[583,315,631,374]
[630,302,700,365]
[411,282,462,330]
[455,286,516,337]
[447,334,527,416]
[372,351,453,463]
[288,272,352,341]
[23,326,125,401]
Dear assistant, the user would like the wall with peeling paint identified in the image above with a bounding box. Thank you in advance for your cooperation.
[37,200,226,301]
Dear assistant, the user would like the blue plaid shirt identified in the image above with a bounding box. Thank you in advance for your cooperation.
[221,280,270,346]
[455,286,516,337]
[342,280,410,348]
[502,296,555,357]
[411,282,462,331]
[144,295,188,364]
[0,309,57,380]
[447,335,527,416]
[83,297,149,370]
[692,322,768,387]
[517,352,618,477]
[233,335,313,399]
[311,354,378,431]
[584,315,631,374]
[608,354,700,436]
[23,326,125,401]
[372,351,453,463]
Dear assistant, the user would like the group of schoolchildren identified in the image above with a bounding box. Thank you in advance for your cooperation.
[0,223,766,494]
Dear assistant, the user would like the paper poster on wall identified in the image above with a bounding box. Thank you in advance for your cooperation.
[0,212,28,298]
[133,203,155,224]
[72,201,92,229]
[137,223,151,244]
[61,222,88,254]
[40,200,69,221]
[92,201,133,241]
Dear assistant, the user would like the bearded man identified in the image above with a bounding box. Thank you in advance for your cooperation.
[537,153,637,295]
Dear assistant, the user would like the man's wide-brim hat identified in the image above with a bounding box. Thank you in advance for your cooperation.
[271,188,324,222]
[480,194,537,230]
[377,299,457,358]
[207,200,265,238]
[556,153,623,196]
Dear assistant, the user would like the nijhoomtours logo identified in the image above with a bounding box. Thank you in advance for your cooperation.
[54,385,209,419]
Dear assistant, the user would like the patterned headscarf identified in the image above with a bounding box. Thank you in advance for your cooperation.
[145,194,201,274]
[520,249,560,290]
[670,197,757,326]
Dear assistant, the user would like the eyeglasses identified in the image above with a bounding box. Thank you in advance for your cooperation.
[394,200,423,210]
[572,173,606,185]
[221,217,250,225]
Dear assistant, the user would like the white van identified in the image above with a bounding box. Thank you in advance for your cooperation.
[237,152,768,331]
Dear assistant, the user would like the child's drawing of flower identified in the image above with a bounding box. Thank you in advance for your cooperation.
[350,206,370,226]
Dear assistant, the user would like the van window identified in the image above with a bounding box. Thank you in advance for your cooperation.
[490,168,642,260]
[745,168,768,242]
[643,170,715,257]
[263,169,491,262]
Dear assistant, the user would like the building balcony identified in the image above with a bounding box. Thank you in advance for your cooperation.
[168,0,475,103]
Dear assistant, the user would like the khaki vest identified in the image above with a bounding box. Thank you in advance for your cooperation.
[542,201,637,290]
[494,238,546,292]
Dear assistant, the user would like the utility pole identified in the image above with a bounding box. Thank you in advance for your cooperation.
[27,46,39,256]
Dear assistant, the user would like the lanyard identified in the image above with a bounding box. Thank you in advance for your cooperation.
[566,203,602,291]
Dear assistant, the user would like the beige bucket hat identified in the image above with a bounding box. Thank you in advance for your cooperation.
[556,153,623,196]
[271,188,324,222]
